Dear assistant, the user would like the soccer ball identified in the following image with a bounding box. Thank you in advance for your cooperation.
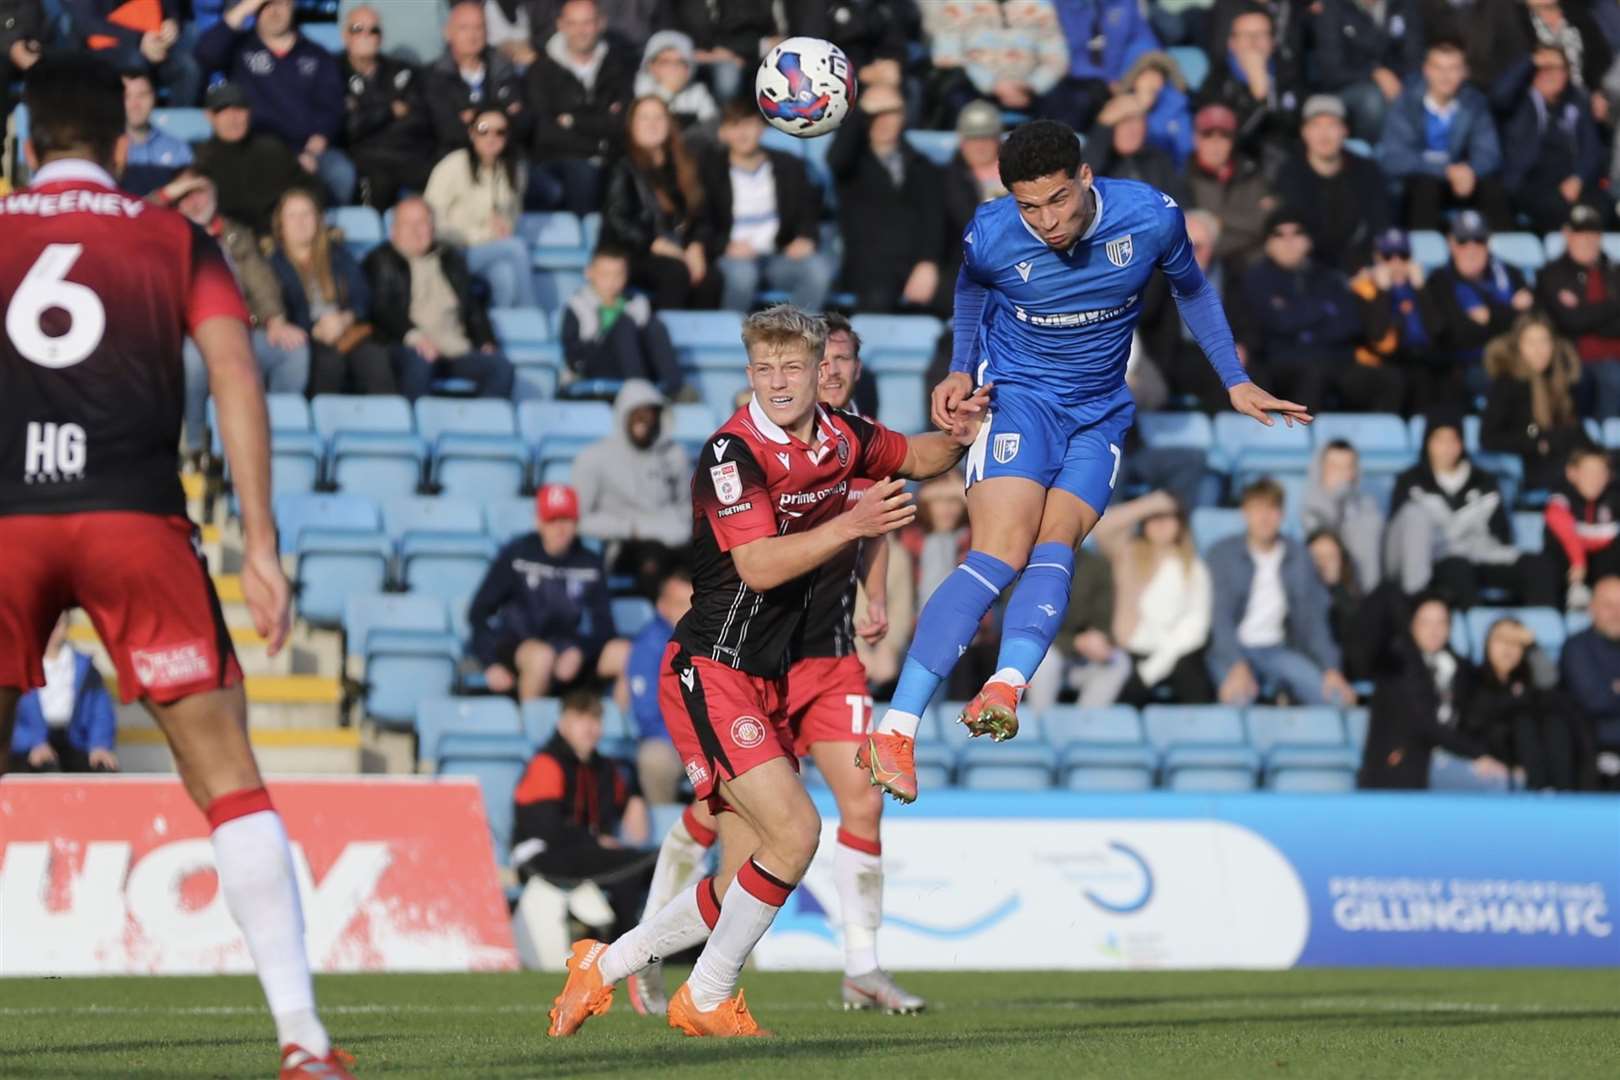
[755,37,857,138]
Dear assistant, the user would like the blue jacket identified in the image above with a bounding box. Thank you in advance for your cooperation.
[1055,0,1160,82]
[1205,535,1342,680]
[626,614,674,741]
[194,22,344,147]
[1377,83,1502,179]
[10,652,116,755]
[1500,87,1602,196]
[1561,628,1620,725]
[467,534,615,667]
[122,127,194,196]
[268,246,374,332]
[1146,81,1194,170]
[1311,0,1423,91]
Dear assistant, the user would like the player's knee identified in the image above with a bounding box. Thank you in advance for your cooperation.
[775,803,822,878]
[838,785,883,839]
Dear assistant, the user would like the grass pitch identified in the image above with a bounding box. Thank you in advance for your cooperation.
[2,968,1618,1078]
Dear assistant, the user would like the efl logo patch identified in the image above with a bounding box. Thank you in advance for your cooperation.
[131,641,212,690]
[730,715,767,749]
[684,757,710,786]
[710,461,742,505]
[993,432,1021,464]
[1106,234,1134,267]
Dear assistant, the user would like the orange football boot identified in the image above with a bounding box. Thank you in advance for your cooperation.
[547,939,615,1037]
[958,680,1022,741]
[857,731,918,803]
[667,984,772,1037]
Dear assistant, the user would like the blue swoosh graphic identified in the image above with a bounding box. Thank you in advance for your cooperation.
[772,894,1022,941]
[1083,841,1154,914]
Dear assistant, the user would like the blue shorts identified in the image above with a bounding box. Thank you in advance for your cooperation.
[963,384,1135,515]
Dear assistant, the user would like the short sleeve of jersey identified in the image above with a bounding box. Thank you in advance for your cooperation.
[185,223,251,333]
[844,412,909,480]
[695,439,776,551]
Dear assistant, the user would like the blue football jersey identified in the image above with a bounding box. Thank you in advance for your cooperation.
[960,176,1204,410]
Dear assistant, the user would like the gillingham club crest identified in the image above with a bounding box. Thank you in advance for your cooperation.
[993,432,1021,464]
[1106,234,1134,267]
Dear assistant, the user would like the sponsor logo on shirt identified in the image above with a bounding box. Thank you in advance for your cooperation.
[131,641,213,690]
[1013,295,1139,328]
[711,461,742,504]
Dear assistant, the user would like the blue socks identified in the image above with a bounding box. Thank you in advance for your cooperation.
[889,550,1016,717]
[994,542,1076,685]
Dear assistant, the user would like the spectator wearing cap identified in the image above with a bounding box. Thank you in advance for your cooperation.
[1116,51,1193,170]
[65,0,199,106]
[1500,45,1602,234]
[1378,38,1513,231]
[525,0,637,216]
[1562,574,1620,774]
[943,100,1008,295]
[625,568,692,803]
[121,70,192,197]
[1536,203,1620,418]
[363,196,516,400]
[191,81,310,235]
[1310,0,1422,142]
[1196,4,1303,177]
[1349,227,1435,410]
[570,379,693,592]
[1274,95,1392,274]
[1186,102,1275,272]
[1239,207,1404,413]
[469,483,629,701]
[700,98,833,316]
[340,5,437,210]
[1088,95,1187,204]
[1419,209,1534,399]
[196,0,355,206]
[425,0,529,162]
[829,81,948,315]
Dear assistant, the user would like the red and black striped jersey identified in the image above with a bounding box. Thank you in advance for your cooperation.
[674,397,907,677]
[0,159,249,518]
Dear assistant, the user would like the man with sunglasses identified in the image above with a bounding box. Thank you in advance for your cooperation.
[340,4,436,209]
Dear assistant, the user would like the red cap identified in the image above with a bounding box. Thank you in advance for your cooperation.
[1194,103,1238,134]
[536,484,579,522]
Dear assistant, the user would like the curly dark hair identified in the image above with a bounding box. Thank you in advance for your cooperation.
[998,119,1083,187]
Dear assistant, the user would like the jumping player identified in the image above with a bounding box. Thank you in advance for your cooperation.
[0,58,352,1079]
[548,306,982,1038]
[861,119,1310,803]
[620,315,923,1019]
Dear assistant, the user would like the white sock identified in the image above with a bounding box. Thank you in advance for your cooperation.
[640,810,713,923]
[835,830,882,977]
[599,877,717,985]
[210,801,329,1057]
[685,859,791,1012]
[987,667,1026,698]
[875,708,921,738]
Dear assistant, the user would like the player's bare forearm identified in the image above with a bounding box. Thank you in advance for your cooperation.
[194,316,275,551]
[730,517,866,593]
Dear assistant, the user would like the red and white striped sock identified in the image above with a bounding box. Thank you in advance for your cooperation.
[835,828,883,977]
[598,875,720,986]
[685,858,793,1012]
[207,788,329,1057]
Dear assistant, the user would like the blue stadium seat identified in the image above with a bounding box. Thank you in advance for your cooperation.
[345,594,459,726]
[327,206,384,259]
[312,395,425,497]
[214,394,322,495]
[1343,707,1369,752]
[958,754,1058,791]
[150,107,211,145]
[520,698,562,744]
[670,402,718,459]
[1041,705,1139,747]
[1246,706,1358,777]
[1212,411,1311,476]
[1138,411,1213,450]
[343,592,451,652]
[760,125,807,158]
[1512,511,1545,553]
[904,129,958,166]
[1143,705,1260,788]
[1063,761,1155,792]
[301,21,343,54]
[383,496,486,547]
[1409,230,1448,273]
[1604,417,1620,448]
[662,311,746,400]
[1566,609,1593,636]
[415,397,529,499]
[1266,767,1356,793]
[491,307,552,349]
[519,212,589,270]
[1168,45,1208,91]
[437,733,534,863]
[1310,413,1409,471]
[1142,704,1250,749]
[416,697,523,763]
[1489,232,1546,278]
[1052,707,1158,789]
[1465,606,1566,664]
[930,701,978,754]
[1430,748,1510,791]
[533,270,584,322]
[851,314,940,433]
[491,308,562,400]
[1190,507,1246,554]
[486,496,538,544]
[387,496,493,621]
[275,493,390,625]
[647,802,688,844]
[661,310,745,350]
[611,596,655,637]
[1166,765,1258,792]
[518,400,614,472]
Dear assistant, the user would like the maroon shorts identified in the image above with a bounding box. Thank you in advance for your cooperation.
[0,512,241,703]
[660,641,794,810]
[787,654,873,756]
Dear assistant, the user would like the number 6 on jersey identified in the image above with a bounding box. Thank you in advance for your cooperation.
[7,243,106,369]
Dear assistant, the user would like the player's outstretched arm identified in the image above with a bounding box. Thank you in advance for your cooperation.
[1229,381,1312,428]
[903,384,990,478]
[729,478,916,593]
[195,315,292,656]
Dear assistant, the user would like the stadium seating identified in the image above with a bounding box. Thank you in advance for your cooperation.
[1168,45,1209,90]
[1308,413,1410,473]
[904,129,958,166]
[1190,506,1246,553]
[486,496,539,544]
[1246,706,1358,789]
[521,698,561,744]
[344,593,459,727]
[327,206,385,260]
[1512,512,1545,553]
[518,400,614,482]
[958,713,1058,790]
[414,397,529,499]
[519,213,590,270]
[1046,706,1158,791]
[1463,606,1566,664]
[436,732,534,861]
[416,697,524,764]
[661,310,747,404]
[1409,230,1448,273]
[313,395,426,498]
[1142,706,1261,791]
[1489,232,1546,278]
[1213,411,1311,478]
[852,313,941,433]
[276,493,391,626]
[150,107,211,144]
[1138,411,1213,451]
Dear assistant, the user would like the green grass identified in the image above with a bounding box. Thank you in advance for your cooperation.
[3,969,1620,1078]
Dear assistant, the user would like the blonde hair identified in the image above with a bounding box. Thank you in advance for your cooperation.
[1124,506,1195,580]
[741,304,827,362]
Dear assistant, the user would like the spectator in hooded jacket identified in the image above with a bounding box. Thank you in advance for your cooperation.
[1385,413,1560,608]
[1419,209,1535,400]
[121,70,192,197]
[1545,446,1620,611]
[65,0,199,106]
[632,29,717,133]
[1206,478,1357,707]
[702,99,833,315]
[1501,46,1603,234]
[471,484,630,700]
[1196,5,1302,177]
[197,0,355,205]
[1349,227,1433,409]
[1480,312,1592,494]
[625,569,692,803]
[1562,574,1620,773]
[1273,95,1391,274]
[570,379,693,592]
[561,246,682,396]
[1117,50,1194,170]
[1469,616,1584,790]
[424,0,529,161]
[1311,0,1423,142]
[1087,95,1186,204]
[1378,39,1513,230]
[526,0,637,214]
[424,108,538,309]
[1302,440,1384,592]
[1185,103,1274,272]
[341,6,437,209]
[1535,203,1620,419]
[10,614,117,774]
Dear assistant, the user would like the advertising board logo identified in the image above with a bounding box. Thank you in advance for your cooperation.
[1081,841,1155,915]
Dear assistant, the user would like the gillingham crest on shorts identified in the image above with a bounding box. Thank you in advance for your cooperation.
[1106,234,1134,267]
[711,461,742,504]
[993,432,1021,464]
[731,715,767,749]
